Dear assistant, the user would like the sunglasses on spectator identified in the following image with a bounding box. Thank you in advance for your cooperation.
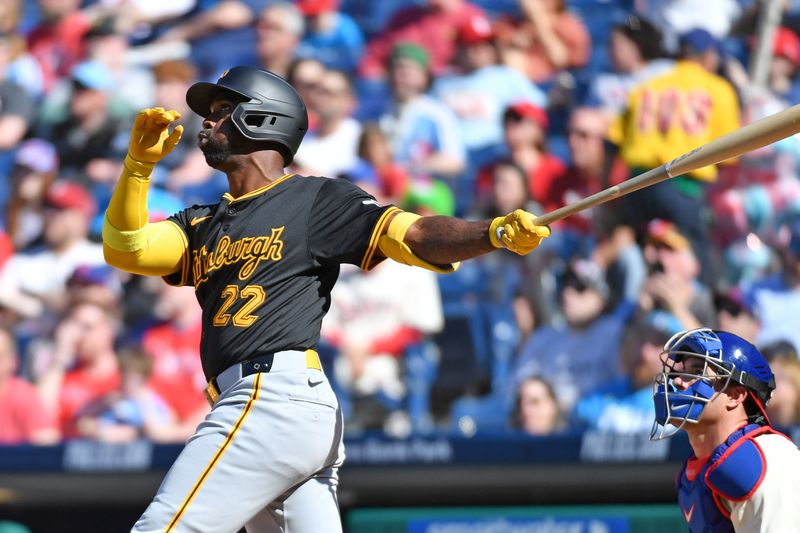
[564,279,590,293]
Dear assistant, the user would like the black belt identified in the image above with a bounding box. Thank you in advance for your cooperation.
[204,349,321,405]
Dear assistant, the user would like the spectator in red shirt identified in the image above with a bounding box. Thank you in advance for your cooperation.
[34,301,121,437]
[75,347,178,443]
[544,107,628,229]
[26,0,91,91]
[0,326,59,444]
[141,283,208,438]
[359,0,486,79]
[479,101,565,206]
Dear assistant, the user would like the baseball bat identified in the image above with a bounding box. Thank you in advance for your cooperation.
[533,104,800,226]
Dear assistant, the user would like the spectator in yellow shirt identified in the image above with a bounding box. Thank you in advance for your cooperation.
[613,28,740,280]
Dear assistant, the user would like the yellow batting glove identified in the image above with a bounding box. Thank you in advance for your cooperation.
[127,107,184,167]
[489,209,551,255]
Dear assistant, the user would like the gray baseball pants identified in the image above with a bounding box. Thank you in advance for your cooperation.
[132,350,345,533]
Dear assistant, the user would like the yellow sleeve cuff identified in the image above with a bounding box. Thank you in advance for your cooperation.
[102,213,151,252]
[123,154,155,178]
[102,218,188,277]
[378,211,460,274]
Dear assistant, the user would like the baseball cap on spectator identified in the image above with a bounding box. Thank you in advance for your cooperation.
[71,61,113,91]
[679,28,720,55]
[504,101,549,130]
[459,12,494,45]
[391,42,430,70]
[646,219,690,250]
[14,139,58,174]
[67,264,122,303]
[295,0,338,16]
[714,287,757,319]
[563,258,609,299]
[774,27,800,66]
[68,264,116,288]
[44,181,96,219]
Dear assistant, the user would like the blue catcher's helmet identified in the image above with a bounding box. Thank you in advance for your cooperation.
[650,328,775,440]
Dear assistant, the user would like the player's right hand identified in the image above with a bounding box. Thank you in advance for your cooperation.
[127,107,184,165]
[489,209,551,255]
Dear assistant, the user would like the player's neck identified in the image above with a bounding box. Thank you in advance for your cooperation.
[224,153,287,198]
[687,417,748,457]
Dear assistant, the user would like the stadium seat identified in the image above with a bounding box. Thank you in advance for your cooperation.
[340,0,425,39]
[450,393,513,436]
[404,340,440,433]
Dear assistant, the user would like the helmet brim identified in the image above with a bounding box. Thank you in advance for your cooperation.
[186,81,251,118]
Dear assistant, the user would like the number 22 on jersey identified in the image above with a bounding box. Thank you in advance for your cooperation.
[213,284,266,327]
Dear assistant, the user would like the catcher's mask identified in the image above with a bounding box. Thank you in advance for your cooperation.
[650,328,775,440]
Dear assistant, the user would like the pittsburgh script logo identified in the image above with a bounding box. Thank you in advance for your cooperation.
[192,227,285,285]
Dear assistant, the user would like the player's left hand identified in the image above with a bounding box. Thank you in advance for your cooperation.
[489,209,551,255]
[127,107,184,165]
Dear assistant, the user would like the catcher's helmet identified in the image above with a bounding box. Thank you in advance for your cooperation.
[186,66,308,165]
[651,328,775,440]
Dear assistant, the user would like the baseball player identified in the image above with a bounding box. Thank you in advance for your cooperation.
[101,66,550,533]
[651,328,800,532]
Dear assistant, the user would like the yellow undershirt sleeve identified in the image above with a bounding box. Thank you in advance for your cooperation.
[377,211,459,274]
[102,156,187,276]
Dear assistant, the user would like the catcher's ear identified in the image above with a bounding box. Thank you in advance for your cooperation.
[726,384,748,408]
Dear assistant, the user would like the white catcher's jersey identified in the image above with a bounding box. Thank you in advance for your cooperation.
[725,433,800,532]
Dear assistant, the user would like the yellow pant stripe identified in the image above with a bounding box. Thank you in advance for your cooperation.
[164,372,262,532]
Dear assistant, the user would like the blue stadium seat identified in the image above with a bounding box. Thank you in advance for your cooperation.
[483,305,521,394]
[450,393,513,435]
[404,340,440,433]
[430,263,494,418]
[339,0,425,38]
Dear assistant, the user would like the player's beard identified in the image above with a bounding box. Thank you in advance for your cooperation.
[200,135,232,168]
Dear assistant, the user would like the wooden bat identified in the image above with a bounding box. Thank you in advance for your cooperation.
[533,104,800,226]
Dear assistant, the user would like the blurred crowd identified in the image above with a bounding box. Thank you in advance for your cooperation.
[2,0,800,445]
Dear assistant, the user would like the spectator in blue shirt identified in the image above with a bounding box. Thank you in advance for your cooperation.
[433,11,546,160]
[295,0,365,73]
[511,258,629,413]
[573,312,677,433]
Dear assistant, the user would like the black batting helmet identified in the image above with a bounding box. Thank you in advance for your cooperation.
[186,66,308,165]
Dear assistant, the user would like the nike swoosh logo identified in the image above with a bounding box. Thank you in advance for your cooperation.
[308,378,323,387]
[682,504,694,523]
[190,215,212,226]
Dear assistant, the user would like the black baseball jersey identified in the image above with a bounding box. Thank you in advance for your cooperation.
[164,174,396,380]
